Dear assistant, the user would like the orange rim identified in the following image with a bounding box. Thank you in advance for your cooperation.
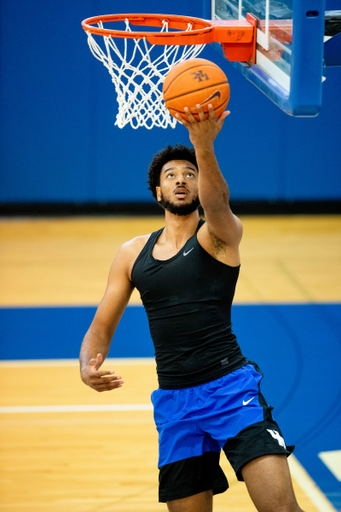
[81,13,215,44]
[81,13,255,54]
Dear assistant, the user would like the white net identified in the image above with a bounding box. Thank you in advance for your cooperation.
[86,19,205,129]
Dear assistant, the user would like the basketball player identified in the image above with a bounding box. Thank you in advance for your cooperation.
[80,105,304,512]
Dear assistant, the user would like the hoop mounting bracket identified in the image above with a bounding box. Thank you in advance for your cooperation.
[218,14,257,63]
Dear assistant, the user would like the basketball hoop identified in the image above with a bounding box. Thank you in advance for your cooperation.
[81,14,256,129]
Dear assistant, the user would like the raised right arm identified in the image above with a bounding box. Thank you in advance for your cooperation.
[79,238,144,392]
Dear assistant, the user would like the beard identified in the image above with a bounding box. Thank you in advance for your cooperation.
[158,191,200,216]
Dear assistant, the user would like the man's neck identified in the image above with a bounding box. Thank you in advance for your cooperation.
[160,210,200,249]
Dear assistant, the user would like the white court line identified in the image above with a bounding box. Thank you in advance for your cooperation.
[319,450,341,482]
[289,455,337,512]
[0,404,153,413]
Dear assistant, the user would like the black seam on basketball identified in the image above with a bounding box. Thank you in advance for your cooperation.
[163,65,225,94]
[164,81,229,103]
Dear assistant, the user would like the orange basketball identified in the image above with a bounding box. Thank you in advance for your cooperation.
[163,58,230,122]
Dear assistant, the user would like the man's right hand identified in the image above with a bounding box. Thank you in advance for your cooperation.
[80,353,124,392]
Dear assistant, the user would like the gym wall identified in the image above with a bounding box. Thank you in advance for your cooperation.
[0,0,340,206]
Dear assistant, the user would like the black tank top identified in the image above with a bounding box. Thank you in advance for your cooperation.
[131,220,247,389]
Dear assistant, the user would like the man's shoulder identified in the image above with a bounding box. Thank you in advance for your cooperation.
[120,234,151,258]
[110,234,151,280]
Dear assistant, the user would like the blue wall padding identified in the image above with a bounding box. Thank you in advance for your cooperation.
[0,0,340,203]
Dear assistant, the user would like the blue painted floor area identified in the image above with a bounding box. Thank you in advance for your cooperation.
[1,303,341,510]
[0,305,152,360]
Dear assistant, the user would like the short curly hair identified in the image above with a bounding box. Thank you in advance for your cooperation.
[148,144,197,200]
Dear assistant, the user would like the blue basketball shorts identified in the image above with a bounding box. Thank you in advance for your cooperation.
[151,363,294,502]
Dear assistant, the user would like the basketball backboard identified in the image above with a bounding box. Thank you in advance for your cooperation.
[204,0,326,116]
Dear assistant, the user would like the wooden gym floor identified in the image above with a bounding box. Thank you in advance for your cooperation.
[0,215,340,512]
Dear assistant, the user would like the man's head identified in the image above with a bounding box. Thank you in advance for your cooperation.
[148,145,200,216]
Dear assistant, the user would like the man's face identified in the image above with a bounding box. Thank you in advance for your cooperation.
[156,160,200,216]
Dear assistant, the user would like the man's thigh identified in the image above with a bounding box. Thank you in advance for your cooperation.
[242,455,302,512]
[167,490,213,512]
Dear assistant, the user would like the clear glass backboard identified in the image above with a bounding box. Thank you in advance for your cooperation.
[205,0,326,116]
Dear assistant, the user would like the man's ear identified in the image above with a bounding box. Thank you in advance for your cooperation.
[156,186,161,202]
